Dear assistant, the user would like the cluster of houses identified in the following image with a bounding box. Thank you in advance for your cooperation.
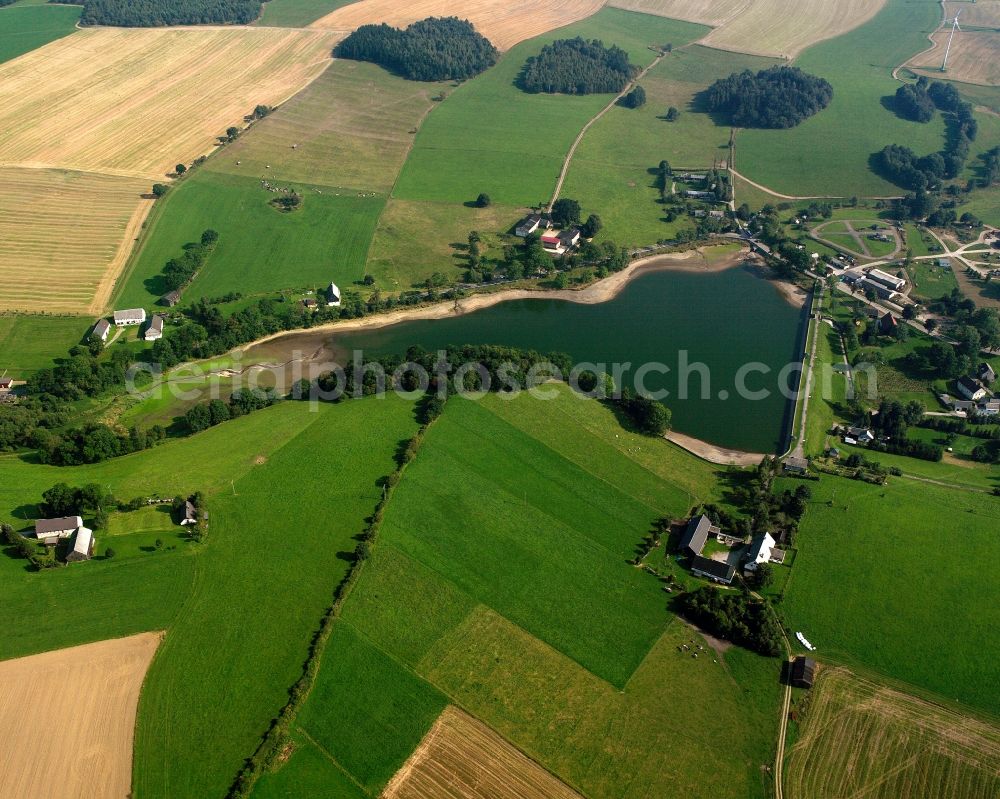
[940,363,998,416]
[678,514,783,586]
[843,267,907,303]
[91,308,165,343]
[515,214,583,255]
[32,516,94,562]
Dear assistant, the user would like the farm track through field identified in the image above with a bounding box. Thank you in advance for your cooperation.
[550,51,668,208]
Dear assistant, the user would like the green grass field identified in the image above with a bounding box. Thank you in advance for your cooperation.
[779,474,1000,717]
[114,171,383,308]
[251,730,367,799]
[562,45,773,246]
[0,0,80,65]
[205,60,436,194]
[133,397,418,799]
[393,9,702,207]
[737,0,955,197]
[254,0,352,27]
[365,198,524,289]
[270,389,780,799]
[902,223,941,258]
[0,315,86,377]
[906,258,958,299]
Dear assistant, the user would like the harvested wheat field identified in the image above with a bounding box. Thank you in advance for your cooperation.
[785,667,1000,799]
[381,705,584,799]
[944,1,1000,29]
[0,632,162,799]
[0,167,151,314]
[0,26,339,179]
[310,0,606,50]
[609,0,886,58]
[912,30,1000,86]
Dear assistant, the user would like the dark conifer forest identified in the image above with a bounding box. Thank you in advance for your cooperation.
[517,37,637,94]
[76,0,261,27]
[703,66,833,128]
[335,17,498,81]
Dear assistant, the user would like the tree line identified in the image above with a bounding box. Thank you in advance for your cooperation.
[77,0,260,26]
[703,66,833,128]
[517,37,636,95]
[159,229,218,295]
[335,17,498,81]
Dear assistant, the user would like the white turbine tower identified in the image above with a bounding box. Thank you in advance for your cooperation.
[942,10,961,71]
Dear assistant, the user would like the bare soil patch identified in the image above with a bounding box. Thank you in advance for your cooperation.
[381,705,583,799]
[310,0,606,51]
[0,632,162,799]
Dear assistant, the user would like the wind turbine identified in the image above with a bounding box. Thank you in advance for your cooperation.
[941,10,961,71]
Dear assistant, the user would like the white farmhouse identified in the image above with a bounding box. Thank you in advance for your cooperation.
[745,532,776,571]
[113,308,146,327]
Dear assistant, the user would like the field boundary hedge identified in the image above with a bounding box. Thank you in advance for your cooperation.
[226,398,445,798]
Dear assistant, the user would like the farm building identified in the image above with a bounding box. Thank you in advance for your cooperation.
[540,234,563,253]
[691,555,736,585]
[558,228,581,249]
[0,377,12,391]
[878,313,897,336]
[977,399,1000,416]
[856,277,898,302]
[326,282,341,307]
[143,314,164,342]
[679,514,718,557]
[866,268,906,292]
[301,298,317,309]
[979,363,997,385]
[745,532,776,571]
[845,427,875,445]
[790,656,816,689]
[34,516,84,547]
[957,375,988,402]
[515,214,548,237]
[783,456,808,474]
[179,501,197,526]
[66,526,94,563]
[113,308,146,327]
[160,290,181,307]
[91,318,111,342]
[684,190,715,200]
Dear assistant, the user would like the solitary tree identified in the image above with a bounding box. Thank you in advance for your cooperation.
[226,126,241,142]
[175,163,187,175]
[475,192,491,208]
[665,106,680,122]
[152,183,169,198]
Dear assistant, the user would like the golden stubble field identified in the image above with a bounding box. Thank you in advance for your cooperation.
[944,0,1000,29]
[0,26,340,179]
[609,0,887,58]
[310,0,606,50]
[912,29,1000,86]
[0,167,151,314]
[0,633,162,799]
[785,667,1000,799]
[0,26,339,313]
[381,706,584,799]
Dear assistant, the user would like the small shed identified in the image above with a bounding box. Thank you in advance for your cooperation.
[790,656,816,689]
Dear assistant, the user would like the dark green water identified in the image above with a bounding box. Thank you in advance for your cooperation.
[329,267,807,453]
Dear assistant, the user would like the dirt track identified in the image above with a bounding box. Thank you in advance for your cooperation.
[0,633,162,799]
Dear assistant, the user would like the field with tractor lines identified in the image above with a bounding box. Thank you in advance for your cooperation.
[310,0,606,50]
[0,167,150,313]
[912,30,1000,86]
[785,667,1000,799]
[0,26,339,178]
[609,0,887,57]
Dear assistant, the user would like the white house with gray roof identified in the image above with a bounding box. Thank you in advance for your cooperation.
[113,308,146,327]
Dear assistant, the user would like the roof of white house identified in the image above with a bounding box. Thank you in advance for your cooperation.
[34,516,83,536]
[148,314,164,334]
[748,532,776,564]
[72,526,93,557]
[327,282,340,299]
[114,308,146,324]
[93,318,111,335]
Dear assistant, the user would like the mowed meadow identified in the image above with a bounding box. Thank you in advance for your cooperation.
[0,0,80,65]
[778,475,1000,717]
[253,390,783,799]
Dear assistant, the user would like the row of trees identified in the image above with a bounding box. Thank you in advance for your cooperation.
[160,229,218,293]
[335,17,498,81]
[34,422,167,466]
[184,389,279,433]
[79,0,259,26]
[517,37,636,94]
[703,66,832,129]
